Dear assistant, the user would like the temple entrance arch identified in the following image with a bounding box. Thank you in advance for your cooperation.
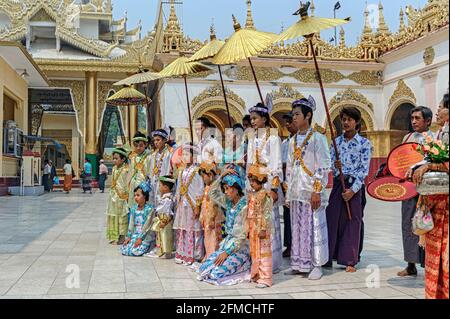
[271,100,293,138]
[326,101,375,141]
[192,97,246,136]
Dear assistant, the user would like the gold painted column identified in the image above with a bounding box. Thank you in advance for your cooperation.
[129,103,138,141]
[85,71,98,177]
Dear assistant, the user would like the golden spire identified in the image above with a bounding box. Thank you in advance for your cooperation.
[399,7,405,30]
[210,20,216,41]
[245,0,256,30]
[339,27,346,48]
[163,0,183,52]
[377,1,390,35]
[310,0,315,17]
[363,2,372,35]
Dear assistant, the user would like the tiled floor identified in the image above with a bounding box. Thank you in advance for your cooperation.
[0,190,425,299]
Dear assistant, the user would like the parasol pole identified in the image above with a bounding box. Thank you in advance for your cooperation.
[183,75,194,145]
[217,65,233,127]
[309,37,352,220]
[248,57,265,105]
[127,103,132,146]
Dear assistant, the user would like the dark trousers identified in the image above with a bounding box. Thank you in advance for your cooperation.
[283,205,292,249]
[359,185,366,262]
[99,174,107,191]
[326,177,364,267]
[401,196,425,266]
[43,174,50,191]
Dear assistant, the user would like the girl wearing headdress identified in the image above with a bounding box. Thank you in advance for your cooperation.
[196,169,250,286]
[285,97,331,280]
[121,181,155,256]
[106,147,130,245]
[147,175,176,259]
[247,163,274,288]
[173,144,205,266]
[128,131,152,208]
[199,162,225,261]
[247,101,284,273]
[149,128,174,204]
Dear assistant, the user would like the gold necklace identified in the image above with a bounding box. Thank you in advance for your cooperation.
[293,129,314,177]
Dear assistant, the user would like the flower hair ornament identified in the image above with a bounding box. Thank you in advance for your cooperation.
[292,95,316,111]
[137,180,152,194]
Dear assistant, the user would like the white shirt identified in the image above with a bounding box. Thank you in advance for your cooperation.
[63,164,72,175]
[197,137,223,164]
[246,128,284,196]
[286,129,331,205]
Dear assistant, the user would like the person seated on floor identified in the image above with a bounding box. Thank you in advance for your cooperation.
[195,168,251,286]
[121,181,155,257]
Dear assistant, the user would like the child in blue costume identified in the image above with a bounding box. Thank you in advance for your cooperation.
[121,181,155,256]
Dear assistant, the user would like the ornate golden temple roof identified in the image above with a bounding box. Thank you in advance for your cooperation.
[0,0,447,70]
[161,0,448,62]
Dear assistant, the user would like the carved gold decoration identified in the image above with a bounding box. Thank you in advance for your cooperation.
[271,83,305,101]
[192,100,245,124]
[98,81,116,125]
[389,79,417,106]
[329,88,374,111]
[347,70,383,86]
[187,69,216,79]
[292,68,345,84]
[49,79,86,135]
[30,8,55,22]
[224,66,285,82]
[192,83,246,108]
[423,46,435,66]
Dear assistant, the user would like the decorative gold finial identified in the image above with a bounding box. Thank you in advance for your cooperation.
[310,0,315,17]
[399,7,406,30]
[339,27,346,48]
[232,15,241,31]
[363,1,372,34]
[377,1,390,35]
[245,0,256,30]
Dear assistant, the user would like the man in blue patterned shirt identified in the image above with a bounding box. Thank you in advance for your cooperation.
[325,106,372,273]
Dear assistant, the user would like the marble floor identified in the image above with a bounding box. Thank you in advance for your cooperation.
[0,190,425,299]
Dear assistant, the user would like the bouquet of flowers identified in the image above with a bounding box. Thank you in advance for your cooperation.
[416,133,449,163]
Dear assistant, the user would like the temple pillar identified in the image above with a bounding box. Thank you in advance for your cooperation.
[85,71,99,178]
[420,70,440,131]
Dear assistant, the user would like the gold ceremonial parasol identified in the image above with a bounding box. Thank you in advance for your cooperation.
[159,56,211,144]
[188,24,233,127]
[276,1,352,220]
[213,15,278,104]
[114,70,163,133]
[113,71,163,86]
[106,86,151,147]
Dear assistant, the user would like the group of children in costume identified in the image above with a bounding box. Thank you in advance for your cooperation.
[105,96,373,288]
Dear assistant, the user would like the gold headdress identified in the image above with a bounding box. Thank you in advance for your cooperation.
[248,163,269,182]
[199,161,219,175]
